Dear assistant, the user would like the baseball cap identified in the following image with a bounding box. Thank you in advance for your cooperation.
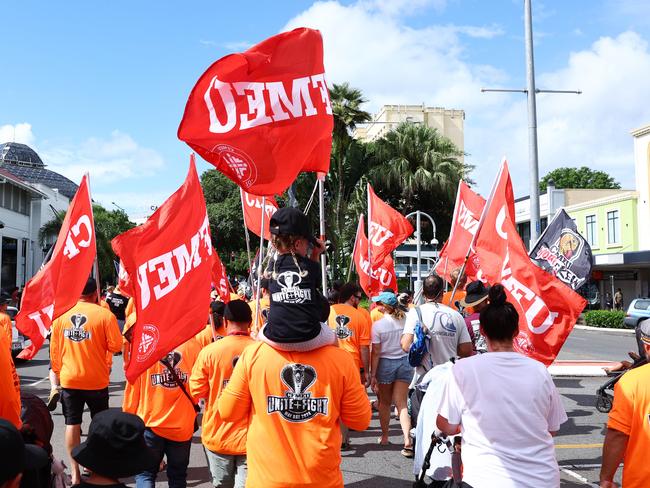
[639,318,650,346]
[224,299,252,323]
[269,207,318,245]
[82,277,97,296]
[372,291,398,307]
[0,419,49,484]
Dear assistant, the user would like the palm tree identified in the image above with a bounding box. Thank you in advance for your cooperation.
[328,83,372,277]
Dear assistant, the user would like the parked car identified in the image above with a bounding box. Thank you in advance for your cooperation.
[624,298,650,329]
[8,306,31,358]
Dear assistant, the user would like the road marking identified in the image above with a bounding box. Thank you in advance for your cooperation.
[561,464,603,469]
[26,377,49,387]
[555,443,603,449]
[560,467,599,487]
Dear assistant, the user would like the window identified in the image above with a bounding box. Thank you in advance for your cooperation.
[607,210,620,245]
[517,222,531,250]
[634,299,650,310]
[585,215,597,247]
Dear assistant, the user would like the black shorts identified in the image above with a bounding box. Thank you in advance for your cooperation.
[60,387,109,425]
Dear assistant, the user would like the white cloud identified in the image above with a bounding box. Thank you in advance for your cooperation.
[40,130,165,185]
[451,24,504,39]
[222,41,253,51]
[285,1,650,197]
[93,190,171,221]
[0,123,35,146]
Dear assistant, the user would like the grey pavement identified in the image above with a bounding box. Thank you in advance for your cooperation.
[16,325,637,487]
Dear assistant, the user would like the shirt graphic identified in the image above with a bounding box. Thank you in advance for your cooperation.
[334,314,352,339]
[271,271,312,304]
[151,351,187,388]
[267,363,329,422]
[63,314,91,342]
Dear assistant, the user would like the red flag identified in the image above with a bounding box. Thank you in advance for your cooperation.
[353,216,398,297]
[240,189,278,240]
[178,28,333,196]
[473,161,586,365]
[112,158,213,382]
[367,184,413,265]
[211,252,231,303]
[16,175,96,359]
[435,181,485,283]
[117,261,134,298]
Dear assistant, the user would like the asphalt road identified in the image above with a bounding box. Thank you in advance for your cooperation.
[16,326,636,487]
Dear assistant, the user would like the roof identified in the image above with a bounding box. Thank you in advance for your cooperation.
[0,168,47,197]
[0,142,78,199]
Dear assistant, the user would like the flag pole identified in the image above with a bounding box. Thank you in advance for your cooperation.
[85,172,101,305]
[367,183,372,288]
[318,174,327,293]
[239,189,253,275]
[253,196,266,334]
[347,215,363,282]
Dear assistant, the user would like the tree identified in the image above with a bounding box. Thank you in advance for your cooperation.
[38,204,134,286]
[539,167,620,192]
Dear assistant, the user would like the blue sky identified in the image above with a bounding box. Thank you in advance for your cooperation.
[2,0,650,218]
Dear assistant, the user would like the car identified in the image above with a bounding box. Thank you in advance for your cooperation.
[8,306,32,358]
[624,298,650,329]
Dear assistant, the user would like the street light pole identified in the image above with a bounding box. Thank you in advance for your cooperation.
[405,211,436,304]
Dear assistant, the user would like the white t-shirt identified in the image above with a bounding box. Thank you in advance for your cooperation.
[371,315,407,359]
[437,352,568,488]
[403,302,470,386]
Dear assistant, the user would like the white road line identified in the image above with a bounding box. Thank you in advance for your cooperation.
[26,377,49,387]
[561,464,602,469]
[560,467,599,487]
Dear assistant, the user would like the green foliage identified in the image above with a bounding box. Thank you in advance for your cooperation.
[540,167,621,192]
[583,310,626,328]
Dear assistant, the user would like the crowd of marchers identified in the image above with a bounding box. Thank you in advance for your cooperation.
[1,207,648,488]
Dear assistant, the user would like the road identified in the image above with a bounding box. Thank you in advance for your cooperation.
[17,326,637,487]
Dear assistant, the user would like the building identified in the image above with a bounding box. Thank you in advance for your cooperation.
[514,123,650,307]
[0,142,78,290]
[352,104,465,158]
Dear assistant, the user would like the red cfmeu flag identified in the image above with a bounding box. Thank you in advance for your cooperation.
[240,189,278,240]
[367,184,413,265]
[353,216,398,297]
[434,181,485,283]
[472,161,586,365]
[16,175,96,359]
[178,27,333,197]
[112,157,213,382]
[117,261,134,297]
[211,252,231,303]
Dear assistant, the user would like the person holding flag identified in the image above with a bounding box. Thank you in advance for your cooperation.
[49,277,122,485]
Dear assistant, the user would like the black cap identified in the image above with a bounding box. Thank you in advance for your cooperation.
[460,281,490,308]
[0,419,49,484]
[224,299,252,323]
[82,277,97,296]
[0,292,11,305]
[269,207,318,245]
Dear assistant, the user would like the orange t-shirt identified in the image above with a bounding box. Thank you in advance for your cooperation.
[441,290,474,314]
[327,304,370,370]
[125,297,135,318]
[249,296,270,337]
[370,307,384,324]
[218,342,371,488]
[195,322,226,349]
[608,363,650,487]
[0,312,11,345]
[122,337,201,442]
[50,301,122,390]
[0,332,21,428]
[189,334,254,454]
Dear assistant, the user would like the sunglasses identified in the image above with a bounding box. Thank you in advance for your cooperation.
[354,294,363,299]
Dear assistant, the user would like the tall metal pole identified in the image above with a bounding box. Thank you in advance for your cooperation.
[253,197,266,333]
[525,0,540,246]
[367,184,372,286]
[318,176,327,293]
[415,210,423,304]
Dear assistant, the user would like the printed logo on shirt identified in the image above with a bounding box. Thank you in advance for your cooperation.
[271,271,312,304]
[151,351,187,388]
[267,363,329,422]
[261,307,270,326]
[221,355,241,389]
[334,314,352,339]
[63,314,91,342]
[136,324,160,362]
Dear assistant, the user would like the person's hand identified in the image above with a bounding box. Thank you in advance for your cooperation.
[360,370,369,387]
[310,238,326,261]
[370,376,378,394]
[600,481,619,488]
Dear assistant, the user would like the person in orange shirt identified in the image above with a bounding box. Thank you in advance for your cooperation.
[218,340,371,488]
[441,268,473,314]
[49,277,122,485]
[600,319,650,488]
[190,300,255,488]
[122,333,201,488]
[195,301,227,349]
[0,331,21,429]
[0,292,12,345]
[249,278,270,338]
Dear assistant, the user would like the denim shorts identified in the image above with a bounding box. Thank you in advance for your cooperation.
[376,356,413,384]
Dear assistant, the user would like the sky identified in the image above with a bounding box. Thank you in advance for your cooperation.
[2,0,650,219]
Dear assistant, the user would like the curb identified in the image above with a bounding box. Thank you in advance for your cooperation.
[573,324,635,334]
[549,360,616,377]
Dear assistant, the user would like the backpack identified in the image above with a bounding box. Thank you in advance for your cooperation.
[408,306,429,368]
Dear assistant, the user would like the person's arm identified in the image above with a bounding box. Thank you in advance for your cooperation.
[455,313,472,358]
[50,322,62,375]
[436,414,461,437]
[360,345,370,386]
[189,349,210,401]
[105,313,123,354]
[340,353,372,431]
[218,350,252,422]
[401,308,417,352]
[599,427,627,487]
[122,373,141,414]
[436,367,463,437]
[370,341,381,393]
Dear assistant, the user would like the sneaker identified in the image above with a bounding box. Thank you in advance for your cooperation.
[46,388,60,411]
